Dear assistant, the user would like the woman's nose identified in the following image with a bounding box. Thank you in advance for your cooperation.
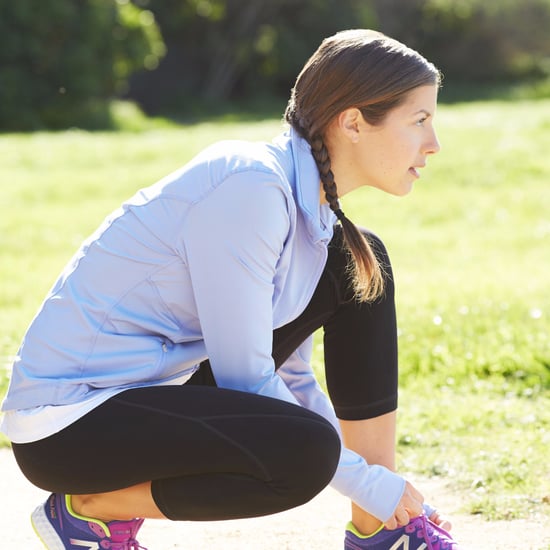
[425,128,441,155]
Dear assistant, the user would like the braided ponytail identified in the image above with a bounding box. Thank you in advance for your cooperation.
[309,132,384,302]
[285,109,384,301]
[284,29,441,302]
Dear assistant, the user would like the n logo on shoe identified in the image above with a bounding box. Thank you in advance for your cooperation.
[69,539,100,549]
[389,534,427,550]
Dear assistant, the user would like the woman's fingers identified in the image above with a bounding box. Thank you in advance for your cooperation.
[383,481,455,533]
[384,480,424,530]
[402,481,424,517]
[429,510,453,531]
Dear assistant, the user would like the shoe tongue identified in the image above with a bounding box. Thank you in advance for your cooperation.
[107,518,144,542]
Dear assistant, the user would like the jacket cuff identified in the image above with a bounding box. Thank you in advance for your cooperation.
[330,449,406,522]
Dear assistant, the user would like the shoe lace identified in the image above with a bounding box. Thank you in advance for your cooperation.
[419,515,436,550]
[101,540,148,550]
[99,518,147,550]
[417,514,457,550]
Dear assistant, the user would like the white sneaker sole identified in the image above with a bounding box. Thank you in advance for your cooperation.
[31,504,66,550]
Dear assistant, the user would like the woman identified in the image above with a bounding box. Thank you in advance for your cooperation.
[1,29,459,549]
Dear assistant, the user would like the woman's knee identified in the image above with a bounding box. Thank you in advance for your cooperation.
[152,411,342,520]
[276,412,341,505]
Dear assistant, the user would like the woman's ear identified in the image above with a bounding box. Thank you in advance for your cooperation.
[336,108,363,143]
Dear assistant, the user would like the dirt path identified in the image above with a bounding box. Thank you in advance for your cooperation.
[1,448,548,549]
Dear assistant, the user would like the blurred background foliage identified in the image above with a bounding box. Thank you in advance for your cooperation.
[1,0,550,130]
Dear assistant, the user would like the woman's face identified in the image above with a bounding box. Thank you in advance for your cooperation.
[354,84,440,196]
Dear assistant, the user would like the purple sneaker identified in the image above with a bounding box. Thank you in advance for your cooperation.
[344,514,461,550]
[31,493,147,549]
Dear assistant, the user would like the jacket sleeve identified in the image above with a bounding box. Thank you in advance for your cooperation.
[277,337,406,523]
[181,170,300,404]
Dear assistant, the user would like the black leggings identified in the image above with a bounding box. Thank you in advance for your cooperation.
[12,227,398,521]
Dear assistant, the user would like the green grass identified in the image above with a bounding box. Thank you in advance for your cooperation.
[1,99,549,524]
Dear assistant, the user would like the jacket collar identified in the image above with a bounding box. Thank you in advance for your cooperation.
[275,128,335,244]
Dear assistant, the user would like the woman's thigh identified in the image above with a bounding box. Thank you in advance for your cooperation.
[12,385,340,497]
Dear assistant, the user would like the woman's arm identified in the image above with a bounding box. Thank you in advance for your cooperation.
[182,170,299,403]
[277,339,407,523]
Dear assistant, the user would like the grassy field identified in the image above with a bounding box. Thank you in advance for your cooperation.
[1,98,549,523]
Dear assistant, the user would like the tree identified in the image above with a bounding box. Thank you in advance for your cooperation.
[127,0,376,114]
[0,0,165,130]
[373,0,550,83]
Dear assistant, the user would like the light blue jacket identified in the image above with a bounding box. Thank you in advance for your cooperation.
[2,128,405,522]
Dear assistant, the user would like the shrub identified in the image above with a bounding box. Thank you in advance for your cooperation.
[375,0,550,83]
[0,0,165,130]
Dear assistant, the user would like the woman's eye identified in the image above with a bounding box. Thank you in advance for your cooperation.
[416,117,427,126]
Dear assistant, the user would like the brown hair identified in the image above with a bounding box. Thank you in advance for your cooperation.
[285,29,441,301]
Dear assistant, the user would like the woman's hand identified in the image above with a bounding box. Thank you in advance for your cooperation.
[384,480,424,530]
